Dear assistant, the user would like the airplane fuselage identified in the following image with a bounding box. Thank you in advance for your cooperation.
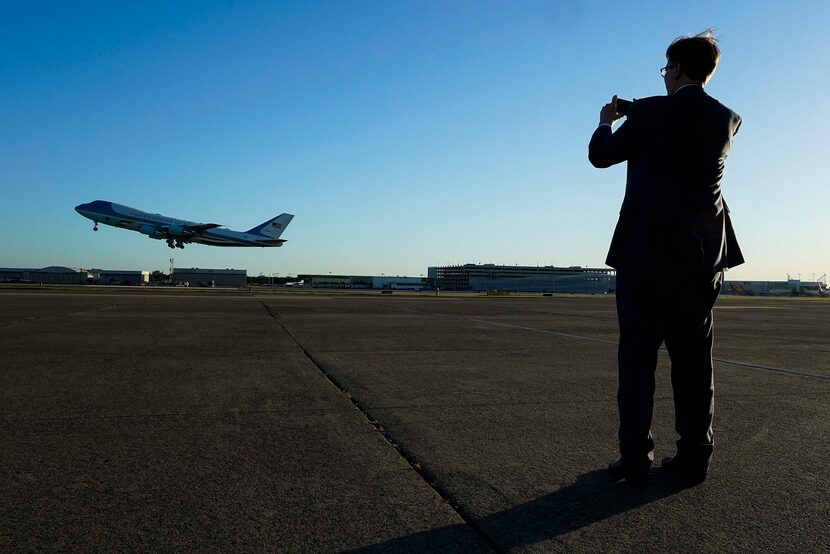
[75,201,293,249]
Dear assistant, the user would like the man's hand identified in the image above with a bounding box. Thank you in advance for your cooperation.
[600,95,623,126]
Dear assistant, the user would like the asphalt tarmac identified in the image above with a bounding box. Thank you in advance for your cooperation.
[1,290,828,552]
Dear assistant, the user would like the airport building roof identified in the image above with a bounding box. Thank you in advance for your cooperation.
[91,269,149,275]
[0,266,87,274]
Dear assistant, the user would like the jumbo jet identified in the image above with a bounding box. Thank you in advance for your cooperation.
[75,200,293,249]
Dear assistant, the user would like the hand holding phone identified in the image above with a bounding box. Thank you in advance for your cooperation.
[616,98,633,115]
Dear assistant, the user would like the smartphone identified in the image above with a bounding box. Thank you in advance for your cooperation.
[616,98,633,115]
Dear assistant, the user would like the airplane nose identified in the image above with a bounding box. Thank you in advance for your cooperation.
[75,203,88,213]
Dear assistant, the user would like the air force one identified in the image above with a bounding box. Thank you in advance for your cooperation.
[75,200,293,249]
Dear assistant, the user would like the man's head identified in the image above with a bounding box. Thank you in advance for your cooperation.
[662,29,720,94]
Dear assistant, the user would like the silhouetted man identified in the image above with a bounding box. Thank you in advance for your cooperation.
[588,31,743,483]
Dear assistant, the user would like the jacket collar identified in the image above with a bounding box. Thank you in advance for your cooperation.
[673,84,706,96]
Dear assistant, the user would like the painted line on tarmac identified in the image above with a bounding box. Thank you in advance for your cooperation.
[469,318,830,380]
[470,319,619,345]
[708,359,830,379]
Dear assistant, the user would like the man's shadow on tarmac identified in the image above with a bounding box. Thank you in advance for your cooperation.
[349,468,697,552]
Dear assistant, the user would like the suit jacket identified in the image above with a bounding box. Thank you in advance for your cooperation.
[589,85,744,271]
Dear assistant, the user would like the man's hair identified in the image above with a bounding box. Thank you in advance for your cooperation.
[666,29,720,83]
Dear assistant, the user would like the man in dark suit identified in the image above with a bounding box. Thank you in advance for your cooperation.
[588,31,743,483]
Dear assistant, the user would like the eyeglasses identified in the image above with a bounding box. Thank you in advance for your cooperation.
[660,63,676,77]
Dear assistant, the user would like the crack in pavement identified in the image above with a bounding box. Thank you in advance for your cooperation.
[258,300,504,554]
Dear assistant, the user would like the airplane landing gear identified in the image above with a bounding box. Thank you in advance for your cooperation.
[166,239,175,249]
[175,240,184,249]
[93,224,98,231]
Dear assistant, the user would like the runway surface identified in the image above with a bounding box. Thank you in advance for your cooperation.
[1,290,828,552]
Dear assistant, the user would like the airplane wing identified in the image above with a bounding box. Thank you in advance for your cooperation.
[187,223,222,233]
[156,223,222,241]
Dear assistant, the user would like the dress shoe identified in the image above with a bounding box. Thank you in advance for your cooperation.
[608,457,650,483]
[662,455,708,483]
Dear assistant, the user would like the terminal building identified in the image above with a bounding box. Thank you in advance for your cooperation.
[428,264,615,293]
[172,268,247,287]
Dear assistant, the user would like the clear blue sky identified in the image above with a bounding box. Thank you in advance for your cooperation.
[2,0,828,280]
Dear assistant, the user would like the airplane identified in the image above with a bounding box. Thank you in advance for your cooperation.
[75,200,294,249]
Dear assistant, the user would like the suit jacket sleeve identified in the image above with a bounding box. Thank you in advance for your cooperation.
[588,112,641,168]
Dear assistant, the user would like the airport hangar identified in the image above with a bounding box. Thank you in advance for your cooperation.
[0,266,149,285]
[0,266,245,287]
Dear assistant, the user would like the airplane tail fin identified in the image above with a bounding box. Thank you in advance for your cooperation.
[246,213,294,239]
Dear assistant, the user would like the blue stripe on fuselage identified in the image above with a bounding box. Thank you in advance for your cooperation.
[76,201,201,228]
